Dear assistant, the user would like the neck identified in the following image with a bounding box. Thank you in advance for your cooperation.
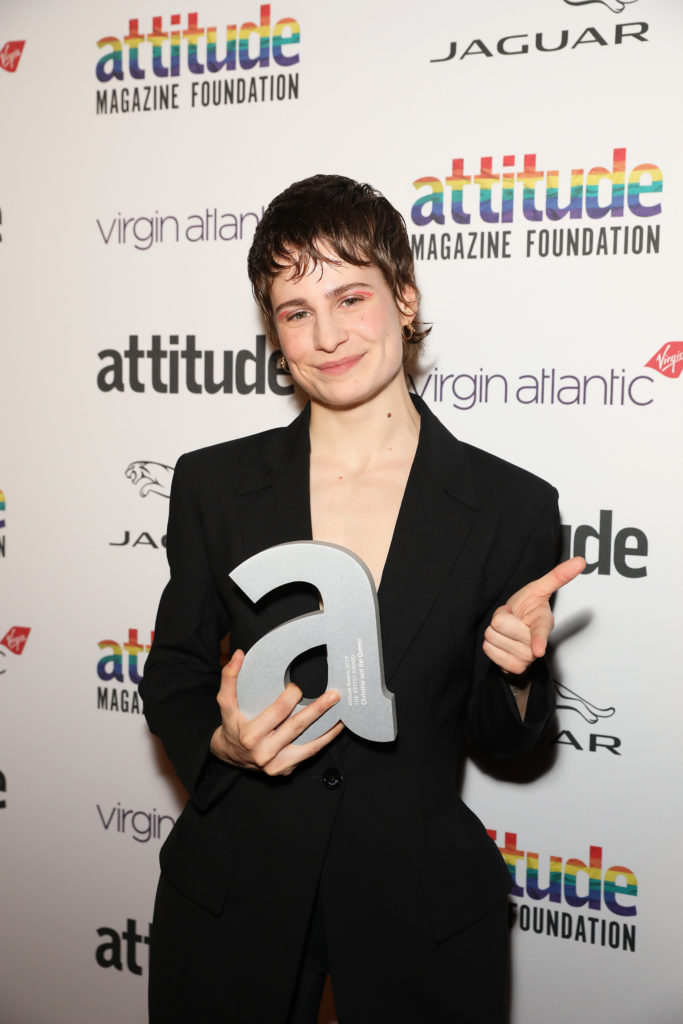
[308,374,420,470]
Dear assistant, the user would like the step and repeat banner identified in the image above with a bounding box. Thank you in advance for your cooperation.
[1,0,681,1021]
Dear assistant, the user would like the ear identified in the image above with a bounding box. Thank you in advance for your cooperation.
[396,285,419,324]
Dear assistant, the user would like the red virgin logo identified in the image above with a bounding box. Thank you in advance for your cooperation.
[645,343,683,379]
[0,626,30,654]
[0,41,25,73]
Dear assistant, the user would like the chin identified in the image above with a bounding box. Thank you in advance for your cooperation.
[320,378,400,410]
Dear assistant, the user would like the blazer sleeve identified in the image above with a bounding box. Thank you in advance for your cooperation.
[465,489,561,757]
[140,454,240,810]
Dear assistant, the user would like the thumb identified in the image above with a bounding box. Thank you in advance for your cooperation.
[220,649,245,705]
[528,613,552,659]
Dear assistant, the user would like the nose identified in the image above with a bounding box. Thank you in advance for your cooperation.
[313,308,348,353]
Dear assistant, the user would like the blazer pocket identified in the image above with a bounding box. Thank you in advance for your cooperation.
[159,800,240,917]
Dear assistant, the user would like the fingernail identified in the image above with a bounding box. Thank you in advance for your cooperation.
[326,690,340,705]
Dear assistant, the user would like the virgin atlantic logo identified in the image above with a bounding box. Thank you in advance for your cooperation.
[0,626,30,674]
[1,626,30,655]
[563,0,639,12]
[645,343,683,379]
[0,42,26,73]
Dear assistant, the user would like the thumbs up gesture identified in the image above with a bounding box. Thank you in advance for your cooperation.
[483,556,586,675]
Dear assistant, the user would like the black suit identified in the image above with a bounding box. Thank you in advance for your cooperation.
[140,396,559,1022]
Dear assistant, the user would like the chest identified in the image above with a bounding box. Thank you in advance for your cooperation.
[309,458,413,589]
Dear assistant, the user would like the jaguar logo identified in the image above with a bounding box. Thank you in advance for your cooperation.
[554,680,615,724]
[125,461,174,499]
[563,0,639,13]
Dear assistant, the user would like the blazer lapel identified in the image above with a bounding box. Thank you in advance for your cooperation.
[233,404,314,638]
[378,398,479,680]
[235,404,312,549]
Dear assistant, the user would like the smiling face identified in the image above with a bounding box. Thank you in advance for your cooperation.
[271,255,416,410]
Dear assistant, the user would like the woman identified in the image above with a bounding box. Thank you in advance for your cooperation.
[140,174,583,1023]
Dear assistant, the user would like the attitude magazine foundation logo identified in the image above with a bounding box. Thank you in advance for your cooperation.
[95,918,151,974]
[409,147,662,263]
[97,333,293,395]
[488,829,638,952]
[97,628,152,713]
[95,5,300,114]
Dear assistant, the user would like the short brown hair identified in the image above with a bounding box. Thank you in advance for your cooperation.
[247,174,430,371]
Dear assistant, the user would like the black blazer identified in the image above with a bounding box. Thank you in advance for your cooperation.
[140,395,558,1007]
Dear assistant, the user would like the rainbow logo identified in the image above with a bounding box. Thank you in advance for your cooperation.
[97,628,153,685]
[411,148,662,226]
[96,6,300,82]
[488,830,638,917]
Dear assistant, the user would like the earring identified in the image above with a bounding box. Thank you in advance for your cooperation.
[401,322,416,342]
[277,352,290,373]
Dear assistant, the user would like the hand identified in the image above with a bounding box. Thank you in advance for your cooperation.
[483,556,586,675]
[210,649,344,776]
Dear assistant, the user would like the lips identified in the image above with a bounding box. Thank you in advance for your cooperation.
[317,355,363,376]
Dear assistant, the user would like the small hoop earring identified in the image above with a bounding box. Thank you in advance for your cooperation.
[277,352,290,373]
[401,322,416,343]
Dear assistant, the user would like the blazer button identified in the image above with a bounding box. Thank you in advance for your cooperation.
[322,768,342,790]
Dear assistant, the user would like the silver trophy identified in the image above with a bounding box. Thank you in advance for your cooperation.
[229,541,397,743]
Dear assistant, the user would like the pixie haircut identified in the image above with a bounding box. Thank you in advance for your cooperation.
[247,174,430,371]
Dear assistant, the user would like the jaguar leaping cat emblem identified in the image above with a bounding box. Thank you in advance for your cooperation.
[125,461,174,499]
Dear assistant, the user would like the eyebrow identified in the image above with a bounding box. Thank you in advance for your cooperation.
[273,282,374,316]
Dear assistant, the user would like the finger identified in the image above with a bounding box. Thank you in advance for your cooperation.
[252,692,342,770]
[482,637,531,675]
[489,607,531,644]
[265,688,341,750]
[509,555,586,613]
[218,649,245,709]
[531,556,587,600]
[241,687,341,767]
[491,603,553,660]
[247,681,306,736]
[483,623,532,668]
[265,720,346,776]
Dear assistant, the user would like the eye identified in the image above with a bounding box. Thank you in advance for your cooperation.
[285,309,309,322]
[340,294,366,308]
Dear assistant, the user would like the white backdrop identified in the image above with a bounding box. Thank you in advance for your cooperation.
[1,0,682,1021]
